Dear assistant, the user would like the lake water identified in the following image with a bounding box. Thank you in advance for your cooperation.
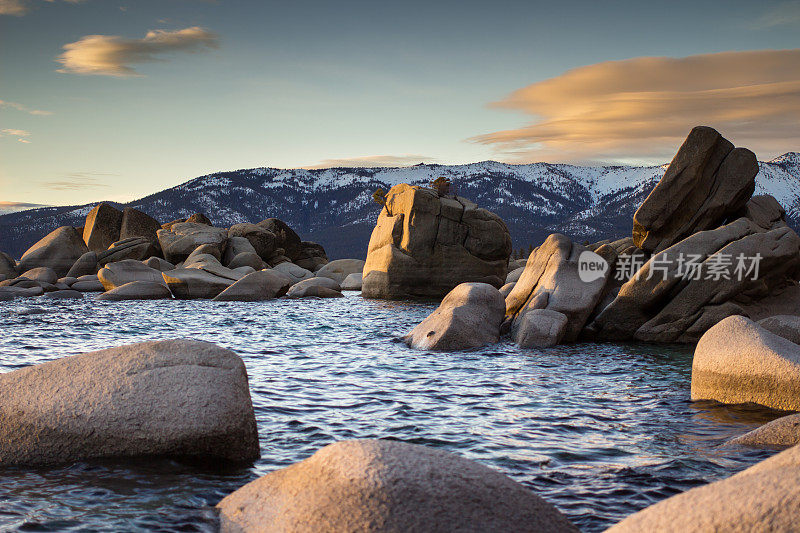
[0,293,784,532]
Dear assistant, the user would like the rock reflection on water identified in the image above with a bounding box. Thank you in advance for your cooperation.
[0,294,783,532]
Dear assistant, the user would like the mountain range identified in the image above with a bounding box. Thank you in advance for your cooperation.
[1,153,798,260]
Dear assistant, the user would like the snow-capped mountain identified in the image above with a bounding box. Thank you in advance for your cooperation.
[1,154,798,260]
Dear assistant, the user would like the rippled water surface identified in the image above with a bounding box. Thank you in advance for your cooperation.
[0,293,785,531]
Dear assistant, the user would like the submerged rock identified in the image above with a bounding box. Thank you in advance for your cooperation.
[216,439,577,533]
[0,339,259,466]
[404,282,505,351]
[607,442,800,532]
[729,413,800,448]
[362,184,511,299]
[285,277,343,298]
[691,315,800,411]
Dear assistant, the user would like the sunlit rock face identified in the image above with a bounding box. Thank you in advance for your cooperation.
[362,184,511,299]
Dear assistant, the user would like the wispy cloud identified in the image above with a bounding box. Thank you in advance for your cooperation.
[755,1,800,28]
[1,128,32,143]
[0,99,53,116]
[470,49,800,164]
[41,172,116,190]
[57,27,219,77]
[0,0,85,16]
[306,154,435,169]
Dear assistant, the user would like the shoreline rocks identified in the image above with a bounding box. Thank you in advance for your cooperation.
[0,339,260,466]
[217,439,577,533]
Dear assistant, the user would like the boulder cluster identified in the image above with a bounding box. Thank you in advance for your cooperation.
[0,204,367,301]
[406,126,800,351]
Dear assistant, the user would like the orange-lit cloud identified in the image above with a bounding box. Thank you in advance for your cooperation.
[57,27,219,77]
[1,129,32,143]
[306,154,435,169]
[0,99,52,115]
[471,49,800,164]
[0,0,85,16]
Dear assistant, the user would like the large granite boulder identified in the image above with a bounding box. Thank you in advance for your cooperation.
[223,236,259,265]
[19,267,57,285]
[98,237,159,265]
[156,223,228,264]
[607,442,800,532]
[315,258,365,285]
[119,207,161,247]
[590,217,800,343]
[66,251,99,278]
[98,260,165,291]
[228,223,275,259]
[285,276,341,298]
[213,270,291,301]
[341,272,362,290]
[293,241,328,272]
[0,339,259,466]
[691,315,800,411]
[83,203,123,252]
[17,226,89,277]
[272,261,313,283]
[227,252,265,271]
[98,281,173,301]
[257,218,302,261]
[514,309,569,348]
[362,185,511,299]
[0,252,16,279]
[505,234,609,343]
[162,268,237,299]
[632,126,757,253]
[404,282,505,351]
[729,413,800,448]
[216,439,577,533]
[758,315,800,345]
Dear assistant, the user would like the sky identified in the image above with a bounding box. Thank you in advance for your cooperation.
[1,0,799,206]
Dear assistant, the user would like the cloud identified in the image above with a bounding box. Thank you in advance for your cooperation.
[755,1,800,28]
[0,0,85,16]
[470,49,800,164]
[57,26,219,77]
[41,172,115,190]
[306,154,435,169]
[1,128,32,143]
[0,99,53,116]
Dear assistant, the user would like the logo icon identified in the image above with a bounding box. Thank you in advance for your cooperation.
[578,250,609,283]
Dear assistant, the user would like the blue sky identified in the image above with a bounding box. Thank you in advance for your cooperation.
[1,0,799,205]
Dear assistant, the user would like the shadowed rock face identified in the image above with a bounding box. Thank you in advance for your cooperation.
[119,207,162,248]
[217,439,578,533]
[633,126,758,253]
[83,203,123,253]
[362,184,511,299]
[0,339,259,466]
[691,315,800,411]
[607,441,800,532]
